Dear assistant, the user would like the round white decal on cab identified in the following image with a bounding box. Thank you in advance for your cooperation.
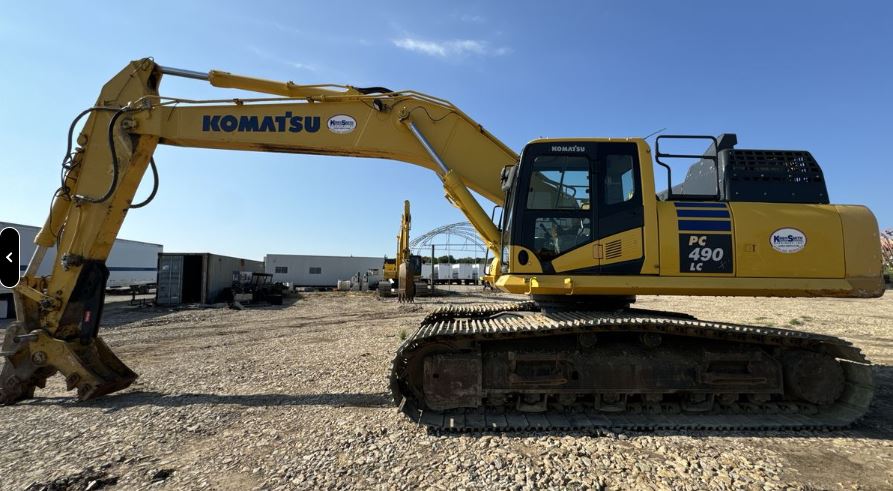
[770,228,807,253]
[327,115,356,134]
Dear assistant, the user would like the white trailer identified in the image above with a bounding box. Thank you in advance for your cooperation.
[452,264,477,285]
[434,263,453,285]
[265,254,384,288]
[105,240,164,289]
[420,263,433,281]
[1,221,162,318]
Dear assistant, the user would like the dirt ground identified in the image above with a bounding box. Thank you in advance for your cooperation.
[0,289,890,490]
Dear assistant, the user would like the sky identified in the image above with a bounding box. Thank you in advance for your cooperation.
[1,1,890,261]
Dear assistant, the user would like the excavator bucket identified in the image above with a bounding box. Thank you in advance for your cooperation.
[0,260,138,404]
[1,323,137,404]
[397,261,416,303]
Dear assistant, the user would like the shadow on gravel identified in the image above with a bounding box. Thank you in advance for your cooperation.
[16,366,892,441]
[101,308,181,328]
[25,390,394,410]
[237,294,302,311]
[99,294,303,328]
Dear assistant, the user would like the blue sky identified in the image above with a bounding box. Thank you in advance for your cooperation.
[1,1,890,260]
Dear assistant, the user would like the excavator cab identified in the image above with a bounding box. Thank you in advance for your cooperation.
[500,140,647,282]
[494,134,878,301]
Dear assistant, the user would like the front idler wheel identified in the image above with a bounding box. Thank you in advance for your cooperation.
[783,350,845,405]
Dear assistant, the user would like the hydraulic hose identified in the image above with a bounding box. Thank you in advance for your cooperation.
[128,157,159,209]
[73,108,127,204]
[61,107,116,192]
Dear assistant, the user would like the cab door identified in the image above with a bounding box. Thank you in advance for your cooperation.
[594,142,645,274]
[514,143,598,274]
[511,141,645,275]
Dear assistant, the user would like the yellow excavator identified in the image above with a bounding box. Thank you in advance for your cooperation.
[379,200,422,302]
[1,59,885,431]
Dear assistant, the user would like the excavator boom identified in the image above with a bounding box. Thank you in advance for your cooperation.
[2,59,514,403]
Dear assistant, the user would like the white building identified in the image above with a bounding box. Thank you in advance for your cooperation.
[264,254,383,288]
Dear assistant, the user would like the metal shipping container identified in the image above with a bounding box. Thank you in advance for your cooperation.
[156,253,263,305]
[265,254,383,288]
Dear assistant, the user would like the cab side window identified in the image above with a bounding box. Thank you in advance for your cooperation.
[604,154,635,205]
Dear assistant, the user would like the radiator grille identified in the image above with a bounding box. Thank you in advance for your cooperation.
[725,149,828,203]
[605,240,623,260]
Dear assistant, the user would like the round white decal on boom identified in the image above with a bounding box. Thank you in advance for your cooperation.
[770,228,807,253]
[327,114,356,134]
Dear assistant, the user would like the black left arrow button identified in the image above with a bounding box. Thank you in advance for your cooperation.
[0,227,20,288]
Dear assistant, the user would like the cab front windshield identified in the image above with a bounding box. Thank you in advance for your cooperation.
[526,155,591,259]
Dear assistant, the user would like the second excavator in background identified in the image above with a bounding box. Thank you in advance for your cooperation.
[379,200,424,302]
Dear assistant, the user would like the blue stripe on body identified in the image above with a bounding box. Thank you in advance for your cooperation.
[673,202,728,208]
[676,209,731,218]
[678,220,732,232]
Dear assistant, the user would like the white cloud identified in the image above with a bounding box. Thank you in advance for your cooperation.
[392,38,510,58]
[249,46,319,72]
[287,62,319,72]
[268,22,302,36]
[459,14,486,24]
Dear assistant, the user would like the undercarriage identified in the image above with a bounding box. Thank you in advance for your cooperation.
[389,301,874,431]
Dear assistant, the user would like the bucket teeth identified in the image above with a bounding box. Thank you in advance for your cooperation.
[69,336,139,400]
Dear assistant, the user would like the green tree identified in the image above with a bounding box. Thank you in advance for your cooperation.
[457,257,486,264]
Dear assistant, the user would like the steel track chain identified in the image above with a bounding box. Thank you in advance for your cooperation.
[390,302,875,432]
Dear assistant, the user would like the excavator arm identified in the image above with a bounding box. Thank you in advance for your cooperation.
[1,58,516,403]
[397,200,412,269]
[395,200,416,302]
[379,200,415,300]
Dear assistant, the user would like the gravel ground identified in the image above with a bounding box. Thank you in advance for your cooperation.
[0,289,890,490]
